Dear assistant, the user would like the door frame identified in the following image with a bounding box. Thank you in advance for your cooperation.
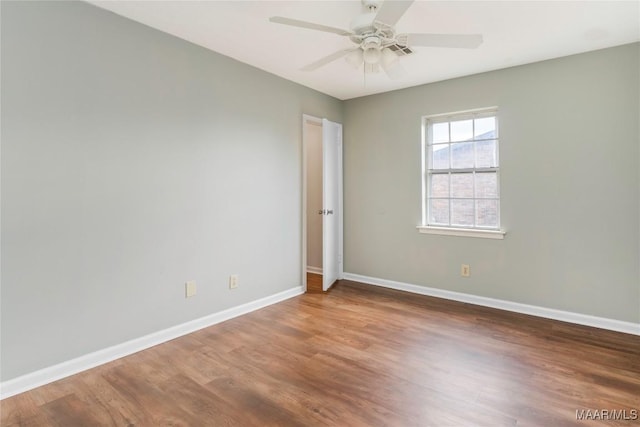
[301,114,344,292]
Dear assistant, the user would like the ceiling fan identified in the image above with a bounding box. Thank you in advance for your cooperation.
[269,0,483,79]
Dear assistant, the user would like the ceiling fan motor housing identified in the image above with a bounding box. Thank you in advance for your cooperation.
[349,11,377,35]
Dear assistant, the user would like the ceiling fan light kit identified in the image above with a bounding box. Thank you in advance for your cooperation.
[381,47,405,79]
[269,0,483,80]
[381,47,398,67]
[345,49,364,69]
[362,36,382,64]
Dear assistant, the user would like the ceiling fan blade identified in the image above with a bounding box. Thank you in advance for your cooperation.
[374,0,414,26]
[407,33,483,49]
[301,49,358,71]
[269,16,353,37]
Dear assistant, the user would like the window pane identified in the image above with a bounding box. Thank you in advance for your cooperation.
[430,145,449,169]
[475,172,498,198]
[451,142,474,169]
[430,174,449,198]
[429,199,449,225]
[476,139,497,168]
[423,110,499,231]
[450,119,473,142]
[432,122,449,143]
[476,200,499,227]
[451,173,473,198]
[451,199,474,226]
[474,116,496,139]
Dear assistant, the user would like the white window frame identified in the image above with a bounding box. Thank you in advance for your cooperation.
[418,108,505,239]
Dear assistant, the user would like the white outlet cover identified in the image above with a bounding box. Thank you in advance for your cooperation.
[229,275,238,289]
[185,280,197,297]
[461,265,470,277]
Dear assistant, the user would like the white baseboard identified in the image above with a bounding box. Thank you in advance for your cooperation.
[0,286,304,400]
[342,273,640,336]
[306,266,322,275]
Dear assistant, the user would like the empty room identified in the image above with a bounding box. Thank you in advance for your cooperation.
[1,0,639,426]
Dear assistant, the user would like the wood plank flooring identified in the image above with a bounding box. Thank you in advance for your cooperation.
[2,280,639,426]
[306,272,323,293]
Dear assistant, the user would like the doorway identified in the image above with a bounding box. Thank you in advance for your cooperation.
[302,115,343,293]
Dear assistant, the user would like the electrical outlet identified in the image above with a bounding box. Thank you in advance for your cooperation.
[229,274,239,289]
[461,264,470,277]
[185,280,197,297]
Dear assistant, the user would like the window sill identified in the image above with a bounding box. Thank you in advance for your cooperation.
[417,225,506,239]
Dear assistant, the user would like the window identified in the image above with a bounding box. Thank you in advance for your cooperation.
[419,108,504,239]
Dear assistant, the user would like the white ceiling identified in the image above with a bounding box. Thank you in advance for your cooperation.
[90,0,640,100]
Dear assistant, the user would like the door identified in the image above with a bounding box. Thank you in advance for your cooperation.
[322,119,342,291]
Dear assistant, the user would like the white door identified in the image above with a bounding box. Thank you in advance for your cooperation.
[322,119,342,291]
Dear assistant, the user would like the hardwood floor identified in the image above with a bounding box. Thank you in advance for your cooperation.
[2,280,639,426]
[306,272,323,293]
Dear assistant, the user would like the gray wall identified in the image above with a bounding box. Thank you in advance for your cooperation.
[0,1,342,381]
[2,0,638,385]
[344,43,640,323]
